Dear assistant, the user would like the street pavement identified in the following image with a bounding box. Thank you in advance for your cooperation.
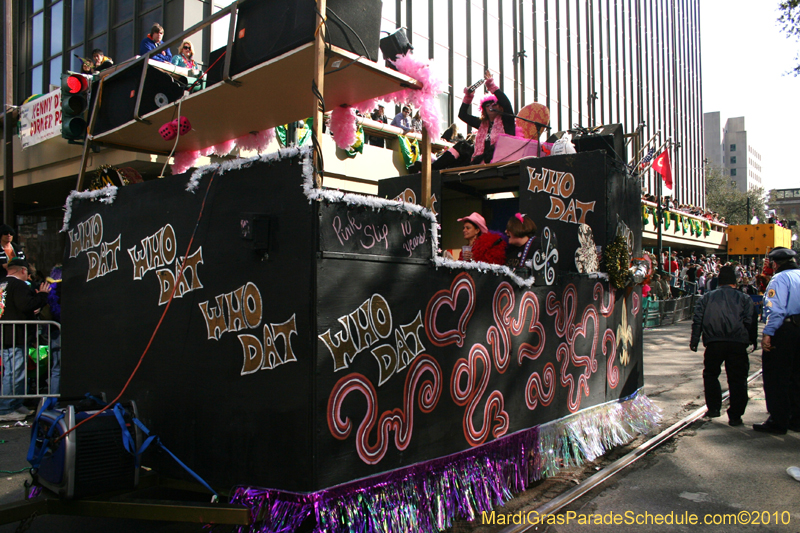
[2,320,797,532]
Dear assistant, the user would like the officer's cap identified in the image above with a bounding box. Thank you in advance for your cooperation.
[767,247,797,261]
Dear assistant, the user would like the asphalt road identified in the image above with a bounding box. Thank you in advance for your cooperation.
[2,320,795,532]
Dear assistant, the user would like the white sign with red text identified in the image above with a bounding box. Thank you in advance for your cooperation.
[18,89,62,149]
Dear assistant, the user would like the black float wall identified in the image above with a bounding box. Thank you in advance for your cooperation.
[62,158,318,491]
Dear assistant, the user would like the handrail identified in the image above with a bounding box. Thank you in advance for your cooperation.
[641,200,727,230]
[131,1,241,123]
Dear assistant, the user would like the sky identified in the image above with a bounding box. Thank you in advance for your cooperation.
[701,0,800,193]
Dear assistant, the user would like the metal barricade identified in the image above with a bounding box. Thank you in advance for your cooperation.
[0,320,61,400]
[642,295,698,329]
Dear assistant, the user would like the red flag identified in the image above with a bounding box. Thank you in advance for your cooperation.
[653,151,672,190]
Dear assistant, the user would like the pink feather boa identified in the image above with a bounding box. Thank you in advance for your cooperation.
[472,116,505,159]
[236,128,276,153]
[171,150,201,175]
[329,51,444,150]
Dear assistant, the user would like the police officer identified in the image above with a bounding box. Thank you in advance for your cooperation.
[754,247,800,434]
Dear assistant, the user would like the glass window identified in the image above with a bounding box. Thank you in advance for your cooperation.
[32,0,44,12]
[730,144,736,151]
[142,0,161,11]
[49,54,62,88]
[31,64,43,95]
[113,21,134,61]
[139,8,163,41]
[71,0,85,46]
[50,1,63,56]
[113,0,134,25]
[90,35,108,59]
[731,169,737,176]
[730,156,736,164]
[32,12,44,64]
[70,45,85,71]
[412,0,428,41]
[91,0,109,35]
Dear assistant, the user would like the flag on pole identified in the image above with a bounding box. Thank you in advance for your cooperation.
[653,151,672,190]
[639,147,655,169]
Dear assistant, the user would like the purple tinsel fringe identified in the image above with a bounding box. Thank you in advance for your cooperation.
[230,391,660,533]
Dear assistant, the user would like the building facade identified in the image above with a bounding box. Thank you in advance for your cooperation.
[2,0,705,271]
[705,112,763,193]
[722,116,762,193]
[770,188,800,220]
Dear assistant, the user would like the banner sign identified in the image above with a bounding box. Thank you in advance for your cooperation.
[18,89,62,149]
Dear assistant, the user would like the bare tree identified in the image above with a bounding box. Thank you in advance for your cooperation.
[778,0,800,75]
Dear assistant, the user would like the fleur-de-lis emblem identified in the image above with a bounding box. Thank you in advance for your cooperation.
[617,299,633,365]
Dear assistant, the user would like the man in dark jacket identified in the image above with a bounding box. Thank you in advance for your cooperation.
[0,258,50,421]
[690,265,755,427]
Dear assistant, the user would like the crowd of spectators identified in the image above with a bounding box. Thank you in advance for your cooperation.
[644,250,771,305]
[641,194,726,224]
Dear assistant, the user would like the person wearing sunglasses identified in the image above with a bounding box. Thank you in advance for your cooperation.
[0,224,25,279]
[172,40,199,71]
[459,70,517,165]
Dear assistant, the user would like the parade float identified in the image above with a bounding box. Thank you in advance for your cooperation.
[24,2,660,531]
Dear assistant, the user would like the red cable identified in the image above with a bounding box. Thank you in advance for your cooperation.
[56,169,219,442]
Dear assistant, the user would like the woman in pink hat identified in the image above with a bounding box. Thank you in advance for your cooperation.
[457,212,506,265]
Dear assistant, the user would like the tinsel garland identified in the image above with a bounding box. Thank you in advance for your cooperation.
[432,256,536,289]
[603,235,631,289]
[229,391,660,533]
[61,186,118,232]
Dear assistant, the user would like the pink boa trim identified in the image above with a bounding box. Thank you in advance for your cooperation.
[328,51,444,149]
[472,116,504,159]
[479,94,498,109]
[485,77,499,93]
[236,128,275,153]
[211,139,237,156]
[171,150,201,175]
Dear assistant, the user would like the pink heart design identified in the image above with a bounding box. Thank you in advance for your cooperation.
[425,272,475,347]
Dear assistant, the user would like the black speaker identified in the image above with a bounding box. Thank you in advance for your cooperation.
[380,28,413,68]
[205,47,226,86]
[227,0,382,78]
[93,65,185,135]
[571,124,627,163]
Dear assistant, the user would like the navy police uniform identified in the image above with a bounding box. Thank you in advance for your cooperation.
[756,247,800,434]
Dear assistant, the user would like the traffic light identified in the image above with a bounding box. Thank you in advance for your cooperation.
[61,73,90,142]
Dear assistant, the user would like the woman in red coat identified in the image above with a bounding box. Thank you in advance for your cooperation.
[457,212,506,265]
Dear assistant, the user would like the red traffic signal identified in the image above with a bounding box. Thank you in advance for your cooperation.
[64,74,89,94]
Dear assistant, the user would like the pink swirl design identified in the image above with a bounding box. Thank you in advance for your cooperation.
[450,344,510,447]
[425,272,476,347]
[512,291,546,364]
[631,291,640,316]
[327,354,442,465]
[487,282,514,373]
[525,362,556,410]
[592,281,616,317]
[603,328,619,388]
[546,284,576,338]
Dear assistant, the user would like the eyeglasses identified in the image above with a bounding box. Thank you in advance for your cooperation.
[183,45,191,50]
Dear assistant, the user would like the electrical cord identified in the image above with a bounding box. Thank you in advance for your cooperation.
[159,95,185,178]
[55,167,220,443]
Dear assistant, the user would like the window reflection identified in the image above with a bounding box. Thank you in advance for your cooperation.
[32,12,44,64]
[50,1,63,56]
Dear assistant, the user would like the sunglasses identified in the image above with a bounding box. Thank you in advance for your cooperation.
[183,45,191,50]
